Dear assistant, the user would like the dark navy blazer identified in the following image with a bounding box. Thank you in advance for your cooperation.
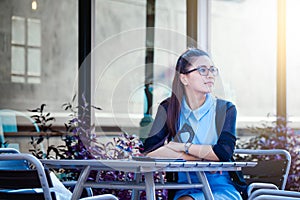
[142,98,237,162]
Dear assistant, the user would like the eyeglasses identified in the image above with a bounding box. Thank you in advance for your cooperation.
[182,66,219,76]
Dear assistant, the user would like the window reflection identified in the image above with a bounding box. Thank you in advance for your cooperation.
[211,0,277,127]
[28,48,41,76]
[94,0,186,131]
[12,16,25,45]
[11,46,25,75]
[0,0,78,118]
[11,16,41,84]
[27,18,41,47]
[287,0,300,127]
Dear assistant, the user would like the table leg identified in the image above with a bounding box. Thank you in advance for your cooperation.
[71,166,91,200]
[131,173,141,200]
[144,172,155,200]
[196,171,214,200]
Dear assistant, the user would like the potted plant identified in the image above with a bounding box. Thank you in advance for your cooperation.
[28,104,56,158]
[28,94,167,199]
[237,115,300,191]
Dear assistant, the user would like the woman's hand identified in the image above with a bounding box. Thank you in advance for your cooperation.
[146,145,185,159]
[146,142,202,161]
[165,141,185,152]
[166,142,220,161]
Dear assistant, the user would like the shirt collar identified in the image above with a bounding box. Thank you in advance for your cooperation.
[182,94,215,121]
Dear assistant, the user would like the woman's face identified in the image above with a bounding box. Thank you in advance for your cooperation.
[180,55,216,94]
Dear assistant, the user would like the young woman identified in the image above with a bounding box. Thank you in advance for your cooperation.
[142,48,243,200]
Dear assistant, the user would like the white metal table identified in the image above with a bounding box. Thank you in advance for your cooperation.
[41,159,256,200]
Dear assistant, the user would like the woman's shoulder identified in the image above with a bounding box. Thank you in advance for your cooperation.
[216,98,236,110]
[160,97,171,107]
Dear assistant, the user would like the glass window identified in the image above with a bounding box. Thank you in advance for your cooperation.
[11,76,25,83]
[211,0,277,127]
[153,0,186,113]
[27,76,41,84]
[0,0,78,120]
[11,16,41,84]
[27,18,41,47]
[12,16,25,45]
[94,0,187,133]
[11,46,25,75]
[27,48,41,76]
[287,0,300,127]
[94,0,147,130]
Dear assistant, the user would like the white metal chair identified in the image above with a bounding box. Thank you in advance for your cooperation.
[248,188,300,200]
[0,147,20,154]
[234,149,291,199]
[0,109,40,132]
[0,153,118,200]
[0,109,40,149]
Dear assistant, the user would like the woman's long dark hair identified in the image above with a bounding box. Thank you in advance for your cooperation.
[167,48,210,137]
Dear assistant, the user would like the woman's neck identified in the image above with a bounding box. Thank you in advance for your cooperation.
[185,92,207,110]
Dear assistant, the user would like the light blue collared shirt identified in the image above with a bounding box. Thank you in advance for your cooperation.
[179,93,218,145]
[176,95,241,200]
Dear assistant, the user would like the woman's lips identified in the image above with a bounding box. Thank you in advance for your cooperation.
[205,82,214,87]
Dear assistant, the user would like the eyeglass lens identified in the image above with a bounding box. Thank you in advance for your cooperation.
[198,66,218,76]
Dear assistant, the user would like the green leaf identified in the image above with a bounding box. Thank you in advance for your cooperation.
[27,109,39,112]
[41,104,46,112]
[92,105,102,110]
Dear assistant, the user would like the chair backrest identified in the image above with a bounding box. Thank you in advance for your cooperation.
[0,119,6,148]
[0,147,29,170]
[234,149,291,190]
[0,153,54,200]
[0,109,40,132]
[0,109,40,149]
[0,147,20,154]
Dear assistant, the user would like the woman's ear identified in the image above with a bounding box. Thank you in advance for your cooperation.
[180,74,188,86]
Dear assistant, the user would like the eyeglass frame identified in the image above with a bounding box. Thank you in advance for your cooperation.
[181,65,219,76]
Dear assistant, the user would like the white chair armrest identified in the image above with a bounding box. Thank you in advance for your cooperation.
[253,195,300,200]
[80,194,118,200]
[249,189,300,200]
[247,182,278,197]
